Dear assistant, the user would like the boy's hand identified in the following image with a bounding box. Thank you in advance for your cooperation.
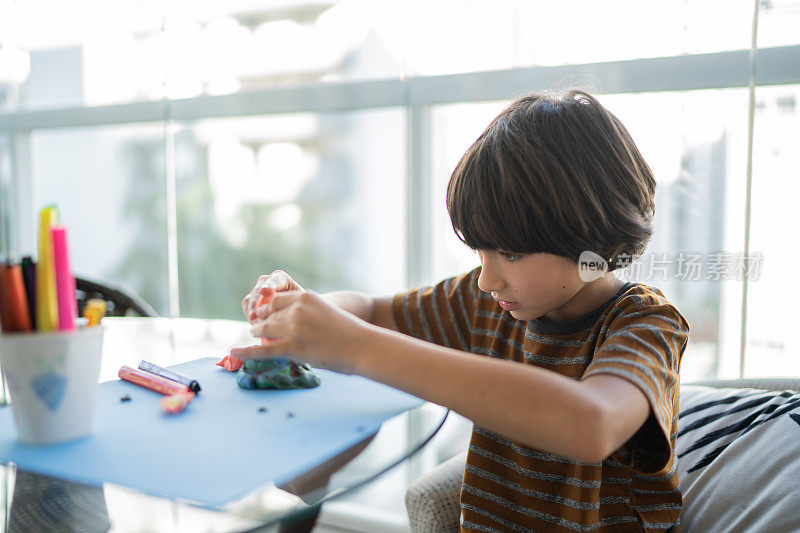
[242,270,303,324]
[231,290,367,375]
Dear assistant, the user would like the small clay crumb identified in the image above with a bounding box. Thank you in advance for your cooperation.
[286,412,296,418]
[120,394,132,402]
[258,407,268,413]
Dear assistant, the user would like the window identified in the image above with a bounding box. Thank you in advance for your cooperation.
[173,109,406,319]
[2,1,800,378]
[745,84,800,376]
[27,124,170,313]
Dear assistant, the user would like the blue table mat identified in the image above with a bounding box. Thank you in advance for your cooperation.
[0,357,423,507]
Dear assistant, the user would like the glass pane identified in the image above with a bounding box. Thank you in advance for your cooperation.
[174,108,406,320]
[394,0,754,76]
[0,0,406,110]
[600,90,751,381]
[744,84,800,376]
[2,1,770,111]
[28,124,170,315]
[757,0,800,48]
[430,91,750,382]
[0,1,167,110]
[0,134,11,257]
[430,101,507,282]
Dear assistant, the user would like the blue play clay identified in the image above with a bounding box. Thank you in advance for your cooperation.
[236,358,321,390]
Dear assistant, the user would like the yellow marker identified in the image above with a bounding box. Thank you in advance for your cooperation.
[35,205,59,331]
[83,299,107,327]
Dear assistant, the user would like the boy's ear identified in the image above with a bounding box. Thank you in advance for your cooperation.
[578,251,608,282]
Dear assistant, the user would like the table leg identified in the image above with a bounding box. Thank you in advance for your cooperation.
[276,433,376,533]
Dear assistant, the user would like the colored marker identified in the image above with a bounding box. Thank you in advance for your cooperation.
[118,365,189,396]
[36,206,59,331]
[0,261,12,332]
[20,256,36,330]
[0,264,32,332]
[138,360,201,393]
[51,225,77,331]
[83,299,107,327]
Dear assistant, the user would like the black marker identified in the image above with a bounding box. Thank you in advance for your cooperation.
[138,360,201,393]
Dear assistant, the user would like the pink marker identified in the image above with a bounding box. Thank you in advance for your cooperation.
[51,225,77,331]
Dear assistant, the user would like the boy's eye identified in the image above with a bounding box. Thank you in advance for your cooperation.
[500,252,521,262]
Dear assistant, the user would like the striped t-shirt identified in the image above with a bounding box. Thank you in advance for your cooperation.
[392,268,690,532]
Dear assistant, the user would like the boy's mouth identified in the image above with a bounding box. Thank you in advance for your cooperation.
[496,299,520,311]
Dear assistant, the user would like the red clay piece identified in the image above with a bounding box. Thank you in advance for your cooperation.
[216,355,244,372]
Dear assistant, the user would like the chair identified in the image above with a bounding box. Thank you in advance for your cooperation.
[75,276,158,318]
[405,377,800,532]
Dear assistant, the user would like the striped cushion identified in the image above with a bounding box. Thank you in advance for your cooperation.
[677,385,800,532]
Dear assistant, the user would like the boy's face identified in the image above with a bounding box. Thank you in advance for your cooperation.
[476,250,617,322]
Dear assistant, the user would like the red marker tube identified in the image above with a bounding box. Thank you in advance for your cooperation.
[1,264,32,332]
[118,365,189,396]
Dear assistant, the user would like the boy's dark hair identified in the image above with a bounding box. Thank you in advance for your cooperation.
[446,89,656,271]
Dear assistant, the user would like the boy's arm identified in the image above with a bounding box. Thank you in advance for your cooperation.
[321,292,397,331]
[235,291,649,463]
[240,275,661,464]
[350,325,650,463]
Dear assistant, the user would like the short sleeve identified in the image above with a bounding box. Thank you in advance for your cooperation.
[581,292,690,472]
[391,268,480,351]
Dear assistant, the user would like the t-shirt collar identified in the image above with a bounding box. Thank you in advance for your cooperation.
[525,282,633,335]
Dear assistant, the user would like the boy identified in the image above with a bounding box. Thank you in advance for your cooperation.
[235,90,689,532]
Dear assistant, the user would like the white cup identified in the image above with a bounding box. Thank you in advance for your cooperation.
[0,326,104,445]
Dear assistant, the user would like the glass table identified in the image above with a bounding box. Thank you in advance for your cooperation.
[0,318,449,532]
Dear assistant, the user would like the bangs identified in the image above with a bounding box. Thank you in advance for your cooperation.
[446,131,555,255]
[445,90,656,269]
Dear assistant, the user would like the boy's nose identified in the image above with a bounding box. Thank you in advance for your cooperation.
[477,264,504,294]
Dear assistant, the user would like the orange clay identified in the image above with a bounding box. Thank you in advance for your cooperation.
[256,288,273,308]
[248,288,274,321]
[216,355,244,372]
[256,289,277,345]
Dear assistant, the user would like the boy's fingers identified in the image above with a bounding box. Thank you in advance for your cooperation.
[245,290,263,314]
[243,271,304,318]
[249,318,278,338]
[266,271,300,292]
[230,345,262,359]
[264,279,285,291]
[255,289,274,315]
[231,340,291,360]
[254,289,299,319]
[269,290,304,311]
[229,344,262,358]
